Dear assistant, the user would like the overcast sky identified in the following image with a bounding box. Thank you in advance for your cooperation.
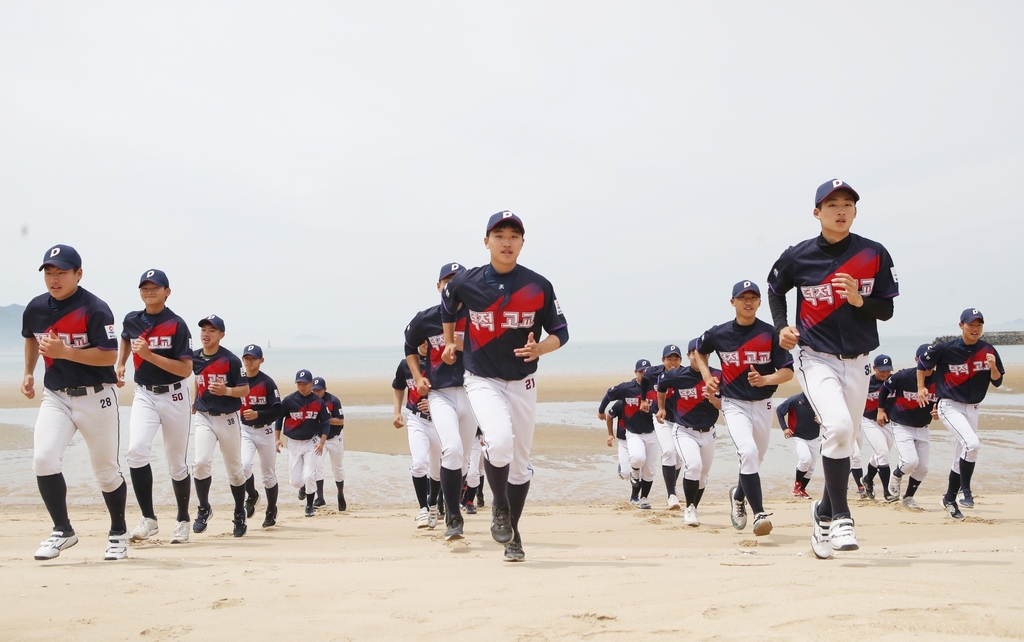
[2,2,1021,348]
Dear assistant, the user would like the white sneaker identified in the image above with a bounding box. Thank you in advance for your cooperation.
[666,494,681,511]
[34,531,79,560]
[729,486,747,531]
[830,517,859,551]
[104,533,130,560]
[427,505,439,529]
[638,497,651,510]
[810,501,832,560]
[752,512,773,536]
[170,520,190,544]
[131,517,159,541]
[416,507,429,529]
[901,496,922,511]
[684,505,699,527]
[888,475,901,500]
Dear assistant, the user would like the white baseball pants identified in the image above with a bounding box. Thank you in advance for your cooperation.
[892,421,930,481]
[625,430,659,482]
[796,348,870,460]
[655,420,678,467]
[463,372,536,486]
[616,437,629,480]
[937,399,981,466]
[407,412,441,480]
[316,433,345,482]
[467,435,483,488]
[33,385,124,493]
[241,424,278,488]
[721,397,772,475]
[860,417,894,467]
[673,423,716,486]
[127,384,192,481]
[792,436,821,476]
[193,411,246,486]
[287,437,320,494]
[428,386,479,473]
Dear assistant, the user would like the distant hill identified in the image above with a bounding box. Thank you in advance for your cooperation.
[0,304,26,351]
[990,318,1024,331]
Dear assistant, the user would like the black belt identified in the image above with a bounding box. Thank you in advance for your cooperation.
[60,384,104,397]
[204,411,231,417]
[683,425,713,433]
[838,353,868,360]
[143,382,183,394]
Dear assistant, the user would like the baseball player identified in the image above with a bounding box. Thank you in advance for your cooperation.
[22,244,129,561]
[767,179,899,559]
[695,280,794,537]
[861,355,897,502]
[655,338,722,526]
[880,345,937,511]
[116,269,194,545]
[638,344,684,510]
[604,400,630,492]
[311,377,346,511]
[392,351,442,529]
[599,361,660,508]
[191,315,250,537]
[919,309,1004,516]
[776,393,820,499]
[405,261,477,541]
[276,370,330,517]
[239,344,283,528]
[440,210,568,562]
[461,427,484,514]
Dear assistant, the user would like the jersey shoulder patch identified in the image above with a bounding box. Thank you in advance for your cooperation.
[105,325,117,340]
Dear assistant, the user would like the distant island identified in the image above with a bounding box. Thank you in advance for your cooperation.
[934,331,1024,345]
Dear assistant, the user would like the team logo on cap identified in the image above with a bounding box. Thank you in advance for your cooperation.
[670,345,677,351]
[207,315,216,320]
[50,247,61,257]
[743,281,751,288]
[300,371,307,377]
[833,179,844,188]
[972,309,979,315]
[146,270,155,278]
[502,211,513,218]
[247,345,255,351]
[451,263,460,271]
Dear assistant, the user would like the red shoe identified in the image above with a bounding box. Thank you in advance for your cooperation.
[797,487,812,499]
[792,480,803,497]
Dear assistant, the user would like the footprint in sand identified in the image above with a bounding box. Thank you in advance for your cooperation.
[212,598,244,609]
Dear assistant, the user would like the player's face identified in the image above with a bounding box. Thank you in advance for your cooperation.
[199,325,223,350]
[484,226,524,273]
[313,388,325,398]
[634,370,645,384]
[43,266,82,301]
[297,381,312,395]
[138,283,170,309]
[687,351,700,368]
[960,320,984,344]
[873,367,889,380]
[242,355,263,374]
[731,293,760,322]
[662,354,682,369]
[813,192,857,240]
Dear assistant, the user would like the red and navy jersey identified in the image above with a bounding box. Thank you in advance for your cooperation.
[241,371,282,427]
[392,358,430,418]
[863,376,884,420]
[323,391,345,438]
[440,264,567,381]
[880,367,936,428]
[192,346,245,414]
[121,307,192,386]
[404,305,468,389]
[276,391,330,441]
[657,366,720,430]
[21,287,118,390]
[776,392,820,440]
[918,338,1004,404]
[598,380,658,434]
[767,233,898,356]
[697,319,793,402]
[607,400,626,440]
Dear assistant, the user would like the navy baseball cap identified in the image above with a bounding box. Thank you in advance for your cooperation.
[916,344,931,360]
[438,262,465,282]
[635,359,651,371]
[38,244,82,271]
[663,344,682,358]
[960,308,984,323]
[815,179,860,206]
[486,210,525,235]
[312,377,326,390]
[243,344,263,359]
[138,269,170,288]
[873,354,893,371]
[295,370,313,384]
[732,280,761,298]
[198,315,226,332]
[687,338,698,354]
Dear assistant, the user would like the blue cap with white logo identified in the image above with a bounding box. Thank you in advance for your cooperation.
[198,315,226,332]
[295,370,313,384]
[687,338,698,354]
[139,269,170,288]
[663,344,682,358]
[38,244,82,271]
[873,354,892,371]
[312,377,326,390]
[960,308,984,324]
[732,280,761,298]
[486,210,525,235]
[815,179,860,206]
[635,359,651,371]
[243,344,263,359]
[438,262,465,282]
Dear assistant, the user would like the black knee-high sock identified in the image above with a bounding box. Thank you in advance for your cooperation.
[944,470,962,503]
[906,477,922,498]
[266,483,279,511]
[335,481,345,510]
[682,478,699,507]
[412,475,429,509]
[959,459,976,492]
[739,472,764,513]
[245,474,257,500]
[866,464,878,484]
[230,483,246,515]
[171,476,191,522]
[507,481,530,538]
[37,473,73,533]
[306,492,315,509]
[440,466,464,520]
[733,474,746,502]
[102,481,128,535]
[483,459,510,509]
[130,465,156,519]
[427,478,440,507]
[630,480,640,499]
[877,465,891,492]
[316,479,325,501]
[695,486,705,507]
[795,468,807,484]
[194,476,212,509]
[820,455,851,519]
[851,467,864,487]
[662,465,677,497]
[639,479,653,499]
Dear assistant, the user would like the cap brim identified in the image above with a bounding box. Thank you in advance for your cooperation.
[487,220,525,234]
[876,365,893,371]
[817,186,860,205]
[733,288,760,298]
[39,260,78,271]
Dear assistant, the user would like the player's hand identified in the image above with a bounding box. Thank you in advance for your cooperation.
[275,437,283,453]
[916,389,929,408]
[656,409,666,424]
[987,353,1000,379]
[115,365,126,388]
[38,330,69,360]
[20,374,35,399]
[131,337,153,359]
[209,380,228,396]
[606,435,614,447]
[930,407,939,421]
[783,428,794,439]
[747,366,766,387]
[514,332,543,362]
[242,409,258,421]
[779,326,800,350]
[832,273,863,307]
[415,377,431,397]
[416,398,430,414]
[705,376,720,396]
[393,414,405,429]
[315,438,326,455]
[597,412,606,421]
[441,344,457,365]
[639,399,651,413]
[876,408,888,426]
